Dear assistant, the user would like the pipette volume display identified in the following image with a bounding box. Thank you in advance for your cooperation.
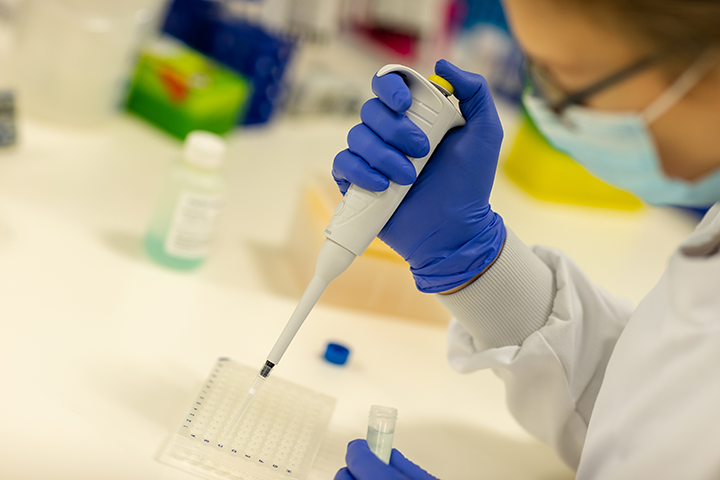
[232,64,464,424]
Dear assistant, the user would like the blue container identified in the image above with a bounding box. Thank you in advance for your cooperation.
[461,0,510,32]
[162,0,218,53]
[161,0,297,125]
[209,18,297,125]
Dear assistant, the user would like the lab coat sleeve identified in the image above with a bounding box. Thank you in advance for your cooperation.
[436,229,633,469]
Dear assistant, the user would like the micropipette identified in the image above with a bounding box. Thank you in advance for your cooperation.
[226,64,466,434]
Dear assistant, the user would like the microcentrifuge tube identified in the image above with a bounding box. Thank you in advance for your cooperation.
[366,405,397,464]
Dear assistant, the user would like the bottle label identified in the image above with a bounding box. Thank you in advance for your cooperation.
[165,192,224,259]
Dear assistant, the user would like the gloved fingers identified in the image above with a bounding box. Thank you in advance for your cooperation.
[434,60,502,137]
[360,99,430,159]
[333,149,390,192]
[332,175,351,196]
[434,59,487,104]
[389,449,439,480]
[347,124,417,186]
[345,439,398,479]
[334,467,356,480]
[371,72,413,113]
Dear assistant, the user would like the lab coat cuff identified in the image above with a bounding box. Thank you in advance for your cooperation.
[436,229,556,349]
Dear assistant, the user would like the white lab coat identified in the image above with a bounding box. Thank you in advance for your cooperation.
[441,203,720,479]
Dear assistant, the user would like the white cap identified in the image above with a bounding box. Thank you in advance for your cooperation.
[183,131,227,169]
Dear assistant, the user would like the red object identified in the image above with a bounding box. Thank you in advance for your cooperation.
[158,65,189,103]
[354,24,418,59]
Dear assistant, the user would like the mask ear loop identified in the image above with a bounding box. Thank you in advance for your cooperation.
[643,48,720,124]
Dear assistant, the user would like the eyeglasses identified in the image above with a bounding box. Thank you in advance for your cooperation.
[525,54,661,116]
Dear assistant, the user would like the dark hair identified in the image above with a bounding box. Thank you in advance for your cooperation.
[557,0,720,58]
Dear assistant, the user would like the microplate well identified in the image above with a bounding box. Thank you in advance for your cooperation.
[158,358,336,480]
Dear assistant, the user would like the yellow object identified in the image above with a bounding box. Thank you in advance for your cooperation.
[428,74,454,95]
[285,179,450,324]
[504,114,643,210]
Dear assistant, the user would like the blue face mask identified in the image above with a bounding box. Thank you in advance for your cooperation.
[523,53,720,207]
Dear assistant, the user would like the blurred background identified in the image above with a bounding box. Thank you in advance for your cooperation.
[1,0,685,314]
[0,0,542,322]
[0,2,704,479]
[1,0,524,130]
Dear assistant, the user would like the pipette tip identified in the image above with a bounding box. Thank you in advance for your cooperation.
[221,374,267,445]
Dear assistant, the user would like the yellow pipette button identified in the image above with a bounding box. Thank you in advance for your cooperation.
[428,74,454,95]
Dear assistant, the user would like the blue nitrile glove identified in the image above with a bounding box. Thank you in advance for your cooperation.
[335,440,440,480]
[332,60,506,293]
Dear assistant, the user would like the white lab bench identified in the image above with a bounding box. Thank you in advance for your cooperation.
[0,107,698,480]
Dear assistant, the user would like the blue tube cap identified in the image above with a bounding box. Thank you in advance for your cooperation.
[324,342,350,365]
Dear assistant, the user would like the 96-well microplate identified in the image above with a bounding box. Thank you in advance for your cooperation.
[158,358,336,480]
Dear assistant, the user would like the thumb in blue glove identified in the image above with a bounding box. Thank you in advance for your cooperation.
[332,60,506,293]
[335,439,440,480]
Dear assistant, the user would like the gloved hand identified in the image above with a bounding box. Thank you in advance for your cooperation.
[335,440,440,480]
[332,60,506,293]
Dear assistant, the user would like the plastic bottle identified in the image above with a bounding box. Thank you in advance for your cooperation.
[145,131,227,270]
[366,405,398,464]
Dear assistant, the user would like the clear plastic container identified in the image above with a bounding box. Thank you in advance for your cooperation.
[145,131,227,270]
[366,405,398,464]
[159,358,337,480]
[17,0,162,125]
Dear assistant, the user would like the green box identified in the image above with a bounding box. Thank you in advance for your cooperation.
[126,38,252,139]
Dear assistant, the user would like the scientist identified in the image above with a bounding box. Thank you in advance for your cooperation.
[332,0,720,478]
